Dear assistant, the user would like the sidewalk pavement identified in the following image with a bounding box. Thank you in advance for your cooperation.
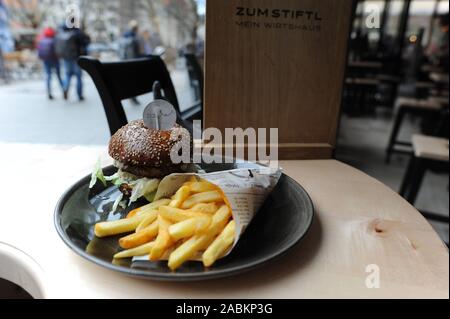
[0,68,194,145]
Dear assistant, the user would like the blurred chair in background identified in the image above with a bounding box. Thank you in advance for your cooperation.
[385,96,446,163]
[183,53,203,122]
[399,134,449,245]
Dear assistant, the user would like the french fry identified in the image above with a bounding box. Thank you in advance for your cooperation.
[168,216,211,241]
[202,221,236,267]
[159,206,208,223]
[113,241,155,259]
[126,199,171,218]
[168,205,231,270]
[188,182,217,193]
[135,210,158,232]
[169,186,191,208]
[95,212,153,238]
[190,203,219,214]
[198,205,232,249]
[181,191,223,209]
[126,207,141,219]
[167,236,201,271]
[119,220,159,249]
[149,216,173,261]
[182,176,198,186]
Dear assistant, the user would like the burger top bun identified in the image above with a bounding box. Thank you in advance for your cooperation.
[108,120,190,178]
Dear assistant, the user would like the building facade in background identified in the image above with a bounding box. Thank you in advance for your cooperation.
[0,0,17,52]
[3,0,201,52]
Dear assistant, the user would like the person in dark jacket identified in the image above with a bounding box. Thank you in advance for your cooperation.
[55,25,90,101]
[119,20,143,60]
[37,27,64,100]
[119,20,143,105]
[0,45,6,82]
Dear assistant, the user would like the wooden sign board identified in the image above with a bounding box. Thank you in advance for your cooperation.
[204,0,354,159]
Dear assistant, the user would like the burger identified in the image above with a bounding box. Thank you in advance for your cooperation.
[89,120,191,210]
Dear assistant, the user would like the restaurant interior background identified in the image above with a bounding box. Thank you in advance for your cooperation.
[0,0,448,297]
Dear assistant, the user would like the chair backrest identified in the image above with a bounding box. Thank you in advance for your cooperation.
[78,55,182,136]
[183,53,203,121]
[435,108,449,139]
[184,53,204,100]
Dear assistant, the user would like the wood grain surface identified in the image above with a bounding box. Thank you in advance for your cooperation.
[204,0,354,159]
[0,143,447,298]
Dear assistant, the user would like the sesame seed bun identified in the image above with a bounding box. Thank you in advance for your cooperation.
[108,120,191,178]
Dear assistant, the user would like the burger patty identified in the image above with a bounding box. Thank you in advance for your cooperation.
[114,160,185,179]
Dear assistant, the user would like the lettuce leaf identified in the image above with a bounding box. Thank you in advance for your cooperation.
[144,190,157,203]
[89,159,107,188]
[89,159,160,207]
[111,193,124,214]
[129,178,160,205]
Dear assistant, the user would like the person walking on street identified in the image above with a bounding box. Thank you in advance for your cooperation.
[119,20,143,60]
[0,45,6,82]
[37,27,64,100]
[55,25,90,101]
[140,29,162,56]
[119,20,143,105]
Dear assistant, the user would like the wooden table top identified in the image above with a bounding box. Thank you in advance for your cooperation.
[0,143,448,299]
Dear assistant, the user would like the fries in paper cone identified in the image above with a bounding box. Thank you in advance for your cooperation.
[94,168,281,270]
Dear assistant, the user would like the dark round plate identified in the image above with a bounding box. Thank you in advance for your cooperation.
[54,162,314,281]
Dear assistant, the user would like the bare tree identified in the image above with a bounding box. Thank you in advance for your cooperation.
[7,0,201,48]
[141,0,160,34]
[5,0,43,29]
[163,0,199,44]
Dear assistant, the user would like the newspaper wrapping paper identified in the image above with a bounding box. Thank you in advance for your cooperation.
[132,168,282,263]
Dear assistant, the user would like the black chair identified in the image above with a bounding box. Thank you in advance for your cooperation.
[399,134,449,246]
[385,97,445,163]
[183,53,203,121]
[78,55,192,136]
[343,77,380,115]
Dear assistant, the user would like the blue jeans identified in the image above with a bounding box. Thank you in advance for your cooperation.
[43,60,63,96]
[63,59,83,98]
